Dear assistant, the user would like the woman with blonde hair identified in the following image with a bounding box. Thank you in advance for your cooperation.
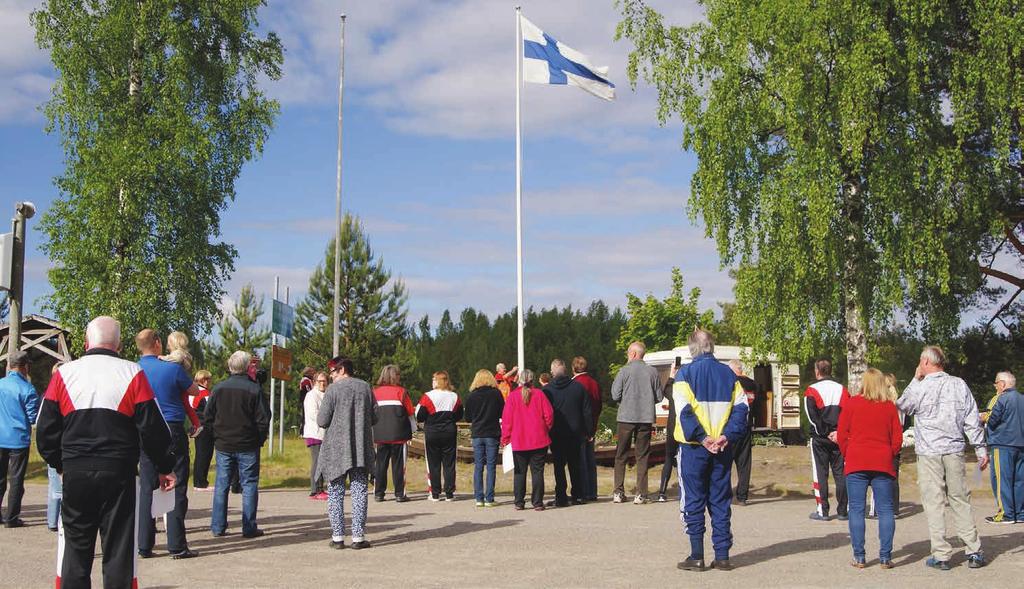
[836,368,903,569]
[416,371,463,501]
[464,369,505,506]
[500,369,554,511]
[868,374,910,519]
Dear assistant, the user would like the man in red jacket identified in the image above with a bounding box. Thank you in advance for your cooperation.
[573,356,602,501]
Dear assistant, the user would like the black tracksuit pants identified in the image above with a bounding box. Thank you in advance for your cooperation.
[192,426,214,489]
[513,447,547,508]
[733,431,753,502]
[811,436,847,517]
[374,443,407,499]
[658,434,680,496]
[550,437,584,504]
[425,433,456,498]
[0,447,29,522]
[58,469,138,589]
[138,422,190,552]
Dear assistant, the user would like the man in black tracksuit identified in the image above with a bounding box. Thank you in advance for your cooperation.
[804,359,850,520]
[729,361,758,505]
[543,359,593,506]
[36,316,176,589]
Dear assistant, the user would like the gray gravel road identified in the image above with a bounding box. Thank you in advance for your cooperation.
[3,483,1022,588]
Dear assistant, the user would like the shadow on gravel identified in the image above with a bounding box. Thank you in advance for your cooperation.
[372,519,523,547]
[733,532,849,566]
[891,530,1024,567]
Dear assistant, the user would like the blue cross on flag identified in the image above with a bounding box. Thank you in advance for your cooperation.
[521,15,615,101]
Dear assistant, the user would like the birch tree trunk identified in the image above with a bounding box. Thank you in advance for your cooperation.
[843,178,868,393]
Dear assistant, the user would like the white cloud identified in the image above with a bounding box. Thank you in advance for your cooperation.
[0,0,52,123]
[264,0,704,142]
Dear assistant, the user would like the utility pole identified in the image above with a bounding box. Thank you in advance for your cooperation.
[332,14,346,357]
[6,202,35,362]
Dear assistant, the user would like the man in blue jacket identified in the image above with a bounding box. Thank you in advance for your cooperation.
[986,371,1024,524]
[673,329,749,572]
[0,350,39,528]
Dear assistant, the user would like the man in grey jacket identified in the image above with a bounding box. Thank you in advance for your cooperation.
[610,341,663,504]
[897,345,988,570]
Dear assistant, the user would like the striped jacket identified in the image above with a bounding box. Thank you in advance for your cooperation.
[416,389,464,437]
[373,385,415,443]
[804,379,850,440]
[35,348,175,474]
[672,353,749,445]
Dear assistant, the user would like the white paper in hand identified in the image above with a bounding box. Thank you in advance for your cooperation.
[502,444,514,474]
[151,487,175,518]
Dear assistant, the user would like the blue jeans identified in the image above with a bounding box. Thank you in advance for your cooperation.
[472,437,499,503]
[46,466,62,529]
[847,471,895,561]
[211,449,260,536]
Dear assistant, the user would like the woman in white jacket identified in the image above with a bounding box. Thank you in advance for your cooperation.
[304,372,328,499]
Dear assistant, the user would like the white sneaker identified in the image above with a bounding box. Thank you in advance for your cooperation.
[633,495,648,505]
[428,495,441,502]
[612,493,624,504]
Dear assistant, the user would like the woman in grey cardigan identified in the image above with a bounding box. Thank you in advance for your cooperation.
[317,356,378,549]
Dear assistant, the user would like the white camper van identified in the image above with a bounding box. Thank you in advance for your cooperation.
[644,345,803,434]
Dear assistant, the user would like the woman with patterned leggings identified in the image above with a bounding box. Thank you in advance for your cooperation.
[316,356,378,550]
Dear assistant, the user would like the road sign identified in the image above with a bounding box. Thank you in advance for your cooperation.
[271,345,293,381]
[272,299,295,338]
[0,232,12,291]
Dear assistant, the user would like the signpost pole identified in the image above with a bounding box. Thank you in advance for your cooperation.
[279,286,289,454]
[269,276,279,457]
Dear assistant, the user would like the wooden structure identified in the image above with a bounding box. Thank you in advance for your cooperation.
[0,314,73,365]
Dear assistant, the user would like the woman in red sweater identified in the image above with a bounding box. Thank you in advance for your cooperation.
[836,368,903,569]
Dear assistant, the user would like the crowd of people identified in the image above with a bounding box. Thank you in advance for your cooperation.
[0,315,1022,586]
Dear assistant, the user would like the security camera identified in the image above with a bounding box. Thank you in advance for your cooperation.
[16,201,36,219]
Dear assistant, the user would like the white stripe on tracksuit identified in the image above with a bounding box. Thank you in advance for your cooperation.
[810,443,823,516]
[676,445,687,533]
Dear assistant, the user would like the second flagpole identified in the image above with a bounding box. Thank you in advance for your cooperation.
[514,6,526,379]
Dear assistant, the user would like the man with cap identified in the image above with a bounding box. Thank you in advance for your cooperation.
[0,350,39,528]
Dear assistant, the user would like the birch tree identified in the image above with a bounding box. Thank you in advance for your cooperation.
[32,1,282,340]
[617,0,1007,390]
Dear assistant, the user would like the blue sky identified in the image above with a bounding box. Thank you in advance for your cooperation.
[1,0,733,333]
[1,0,1004,335]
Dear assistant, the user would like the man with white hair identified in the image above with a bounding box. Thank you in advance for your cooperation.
[985,370,1024,525]
[205,350,270,539]
[897,345,988,570]
[674,329,749,571]
[36,316,176,588]
[610,341,663,504]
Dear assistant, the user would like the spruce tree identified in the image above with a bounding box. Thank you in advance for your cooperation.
[200,283,270,383]
[292,214,408,382]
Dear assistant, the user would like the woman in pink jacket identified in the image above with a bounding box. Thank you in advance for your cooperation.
[500,369,554,511]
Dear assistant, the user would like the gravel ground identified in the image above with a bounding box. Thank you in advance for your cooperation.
[4,452,1022,588]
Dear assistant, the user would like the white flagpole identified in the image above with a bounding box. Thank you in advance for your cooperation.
[514,7,526,377]
[333,14,346,358]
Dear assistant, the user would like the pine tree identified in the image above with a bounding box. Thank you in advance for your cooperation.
[292,214,408,382]
[200,283,270,383]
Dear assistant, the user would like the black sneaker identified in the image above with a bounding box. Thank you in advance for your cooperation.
[711,559,734,571]
[925,557,950,571]
[835,514,849,521]
[242,529,264,539]
[395,495,410,503]
[4,518,24,528]
[677,557,706,571]
[808,512,831,521]
[138,549,155,559]
[170,548,199,560]
[984,516,1013,525]
[351,540,371,550]
[328,540,345,549]
[966,552,986,569]
[373,495,385,503]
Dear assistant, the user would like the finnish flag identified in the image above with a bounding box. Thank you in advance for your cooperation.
[521,15,615,101]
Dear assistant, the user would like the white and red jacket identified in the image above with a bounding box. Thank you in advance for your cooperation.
[804,378,850,441]
[36,348,175,475]
[373,385,416,443]
[415,389,464,438]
